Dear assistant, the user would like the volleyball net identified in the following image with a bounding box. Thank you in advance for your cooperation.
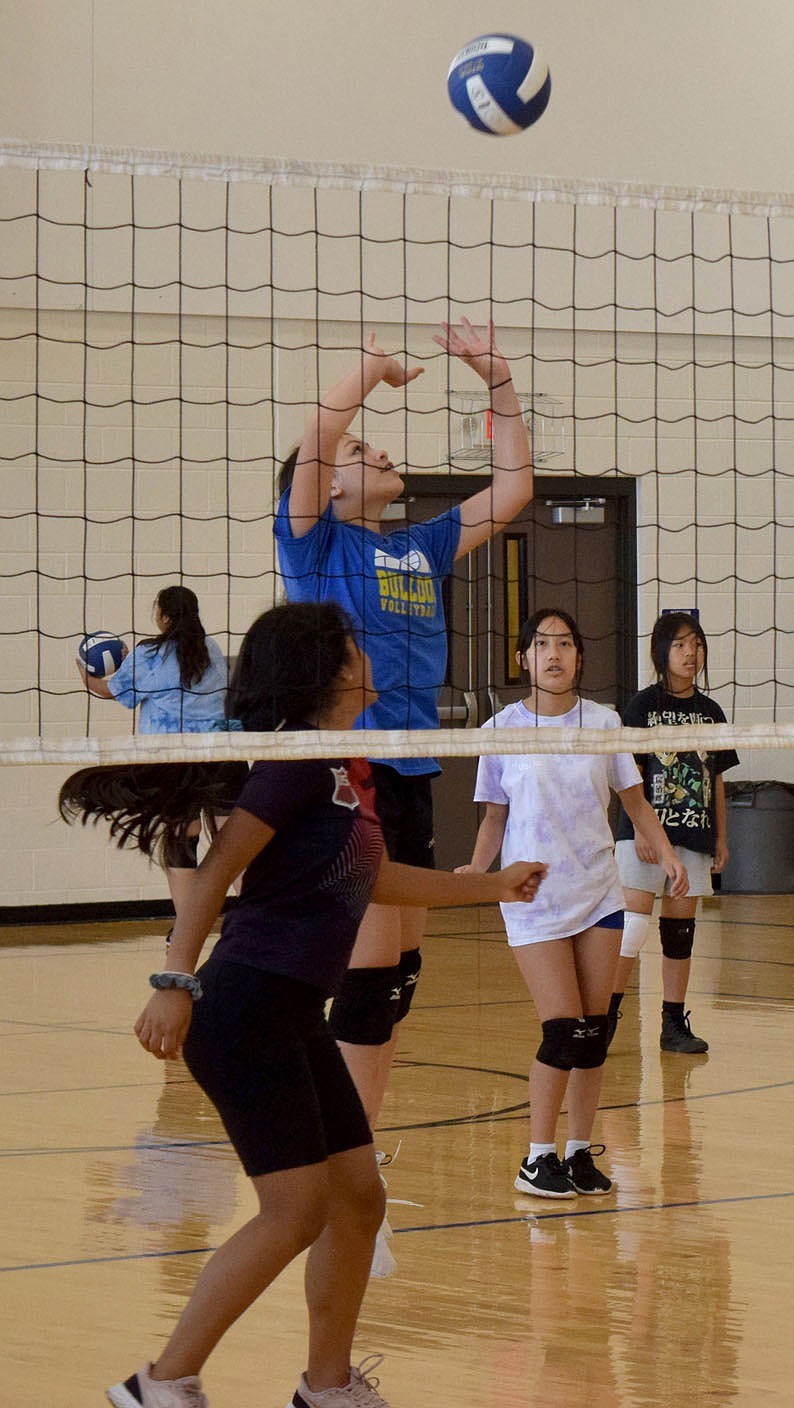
[1,139,793,770]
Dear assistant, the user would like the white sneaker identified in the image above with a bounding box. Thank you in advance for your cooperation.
[369,1154,397,1279]
[106,1363,208,1407]
[373,1140,401,1170]
[370,1211,397,1279]
[290,1356,390,1408]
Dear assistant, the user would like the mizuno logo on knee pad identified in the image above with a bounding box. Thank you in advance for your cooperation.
[537,1017,587,1070]
[536,1015,608,1070]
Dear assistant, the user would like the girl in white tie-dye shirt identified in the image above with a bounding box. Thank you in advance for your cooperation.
[461,608,687,1201]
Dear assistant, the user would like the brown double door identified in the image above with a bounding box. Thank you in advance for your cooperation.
[400,474,637,870]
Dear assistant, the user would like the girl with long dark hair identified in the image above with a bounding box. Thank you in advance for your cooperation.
[73,585,245,920]
[78,585,227,733]
[68,601,546,1408]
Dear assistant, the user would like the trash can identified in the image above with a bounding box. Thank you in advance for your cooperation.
[721,782,794,893]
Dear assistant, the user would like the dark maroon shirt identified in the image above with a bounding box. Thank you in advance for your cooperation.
[215,756,384,994]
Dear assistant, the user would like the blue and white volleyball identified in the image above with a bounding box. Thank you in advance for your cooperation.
[447,34,551,135]
[78,631,125,678]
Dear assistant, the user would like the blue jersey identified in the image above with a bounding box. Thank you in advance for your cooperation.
[275,497,461,775]
[107,636,229,733]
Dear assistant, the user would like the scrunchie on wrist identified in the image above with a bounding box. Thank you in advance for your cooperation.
[149,971,203,1001]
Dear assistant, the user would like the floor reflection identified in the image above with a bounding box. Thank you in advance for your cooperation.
[2,896,791,1405]
[85,1062,238,1304]
[502,998,742,1406]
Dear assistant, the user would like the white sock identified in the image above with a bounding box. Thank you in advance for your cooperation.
[529,1142,557,1162]
[565,1139,591,1160]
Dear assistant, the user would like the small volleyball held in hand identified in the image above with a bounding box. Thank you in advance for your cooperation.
[447,33,551,135]
[78,631,125,677]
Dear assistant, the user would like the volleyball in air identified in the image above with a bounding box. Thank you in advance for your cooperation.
[78,631,125,677]
[447,34,551,135]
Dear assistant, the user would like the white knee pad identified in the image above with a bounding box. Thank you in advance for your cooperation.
[620,911,651,959]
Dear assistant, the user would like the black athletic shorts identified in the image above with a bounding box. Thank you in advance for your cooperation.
[183,955,372,1177]
[370,763,435,869]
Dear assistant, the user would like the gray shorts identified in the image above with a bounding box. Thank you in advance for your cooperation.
[615,839,714,898]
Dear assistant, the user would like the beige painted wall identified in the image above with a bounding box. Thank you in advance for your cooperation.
[2,1,794,194]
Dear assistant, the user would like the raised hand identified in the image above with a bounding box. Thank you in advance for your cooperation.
[432,317,511,388]
[363,331,424,388]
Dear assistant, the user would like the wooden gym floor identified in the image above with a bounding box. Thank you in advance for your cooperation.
[1,893,792,1407]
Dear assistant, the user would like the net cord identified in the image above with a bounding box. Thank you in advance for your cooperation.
[4,137,794,218]
[4,722,792,767]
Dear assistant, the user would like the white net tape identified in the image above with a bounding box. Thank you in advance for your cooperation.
[4,137,794,217]
[4,722,793,767]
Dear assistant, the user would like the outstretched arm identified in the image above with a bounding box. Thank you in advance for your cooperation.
[286,333,424,538]
[433,319,533,559]
[372,854,546,908]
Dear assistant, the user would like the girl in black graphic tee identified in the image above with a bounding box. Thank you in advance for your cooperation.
[610,613,738,1055]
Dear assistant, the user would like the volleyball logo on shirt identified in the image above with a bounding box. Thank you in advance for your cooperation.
[373,546,437,618]
[374,547,431,574]
[330,765,360,810]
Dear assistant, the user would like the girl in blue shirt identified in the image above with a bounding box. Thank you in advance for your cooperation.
[89,584,230,733]
[276,321,535,1150]
[75,585,245,920]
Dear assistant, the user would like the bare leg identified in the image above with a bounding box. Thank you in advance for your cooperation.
[304,1145,384,1389]
[527,1060,570,1143]
[566,927,621,1140]
[335,902,400,1129]
[512,937,582,1145]
[612,952,636,994]
[164,817,203,919]
[152,1162,333,1381]
[512,927,621,1146]
[152,1145,382,1387]
[565,1066,605,1142]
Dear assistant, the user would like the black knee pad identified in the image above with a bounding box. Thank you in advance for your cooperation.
[573,1014,609,1069]
[162,828,199,869]
[394,948,422,1024]
[660,916,696,960]
[536,1017,587,1071]
[328,965,401,1046]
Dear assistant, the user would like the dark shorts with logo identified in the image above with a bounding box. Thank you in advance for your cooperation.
[369,763,435,869]
[183,956,373,1177]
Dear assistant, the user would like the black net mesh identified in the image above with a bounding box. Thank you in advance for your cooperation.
[1,145,793,762]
